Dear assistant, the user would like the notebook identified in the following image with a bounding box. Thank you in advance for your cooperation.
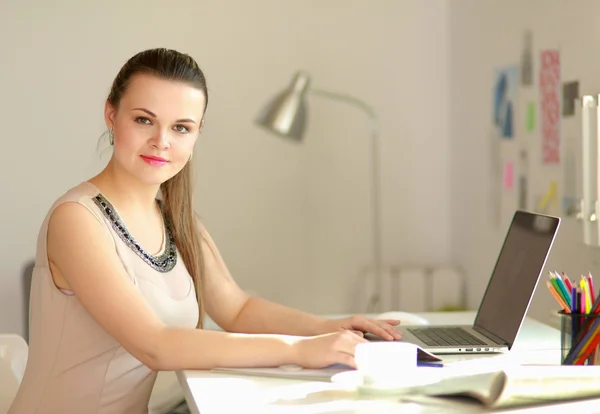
[412,366,600,409]
[377,210,560,354]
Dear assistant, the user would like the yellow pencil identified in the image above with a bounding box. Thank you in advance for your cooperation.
[581,277,592,314]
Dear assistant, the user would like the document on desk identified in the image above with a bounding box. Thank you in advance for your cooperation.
[212,362,443,382]
[211,364,351,382]
[416,365,600,409]
[211,346,443,381]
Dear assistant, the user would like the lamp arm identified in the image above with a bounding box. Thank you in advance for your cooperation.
[308,88,384,312]
[309,89,379,128]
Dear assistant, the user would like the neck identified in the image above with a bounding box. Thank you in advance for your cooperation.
[90,159,160,214]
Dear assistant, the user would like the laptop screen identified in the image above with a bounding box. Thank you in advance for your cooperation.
[474,211,560,347]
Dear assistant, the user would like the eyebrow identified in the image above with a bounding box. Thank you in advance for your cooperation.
[132,107,197,124]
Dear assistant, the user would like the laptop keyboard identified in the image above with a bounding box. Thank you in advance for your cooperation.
[408,327,487,347]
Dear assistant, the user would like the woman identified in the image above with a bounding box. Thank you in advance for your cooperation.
[9,48,401,414]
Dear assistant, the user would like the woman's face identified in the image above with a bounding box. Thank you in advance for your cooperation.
[105,73,206,186]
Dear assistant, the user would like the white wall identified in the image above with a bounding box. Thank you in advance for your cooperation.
[0,0,451,336]
[449,0,600,325]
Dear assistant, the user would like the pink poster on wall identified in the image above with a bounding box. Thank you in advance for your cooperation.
[503,160,514,190]
[540,50,561,164]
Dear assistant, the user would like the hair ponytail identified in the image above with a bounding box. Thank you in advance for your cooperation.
[161,162,205,327]
[107,48,209,327]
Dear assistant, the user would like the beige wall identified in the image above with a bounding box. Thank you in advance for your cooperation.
[449,0,600,326]
[0,0,451,336]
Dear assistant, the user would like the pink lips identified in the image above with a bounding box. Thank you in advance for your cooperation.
[140,155,169,167]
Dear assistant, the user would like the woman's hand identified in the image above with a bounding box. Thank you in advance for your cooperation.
[318,315,402,341]
[292,331,368,369]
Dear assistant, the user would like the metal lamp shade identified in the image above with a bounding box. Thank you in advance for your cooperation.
[255,72,311,141]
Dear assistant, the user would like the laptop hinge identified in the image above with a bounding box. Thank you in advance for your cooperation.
[473,325,509,347]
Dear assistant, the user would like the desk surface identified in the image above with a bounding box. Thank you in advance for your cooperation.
[177,312,600,413]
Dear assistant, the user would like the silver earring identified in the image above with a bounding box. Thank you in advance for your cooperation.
[189,151,193,161]
[108,128,114,146]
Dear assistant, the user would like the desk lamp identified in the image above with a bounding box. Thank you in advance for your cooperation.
[255,71,384,312]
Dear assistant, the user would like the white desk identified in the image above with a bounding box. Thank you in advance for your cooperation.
[177,312,600,413]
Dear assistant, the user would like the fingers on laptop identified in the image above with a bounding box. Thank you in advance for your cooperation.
[367,320,402,340]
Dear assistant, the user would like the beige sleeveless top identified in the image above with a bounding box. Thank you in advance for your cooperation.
[9,182,199,414]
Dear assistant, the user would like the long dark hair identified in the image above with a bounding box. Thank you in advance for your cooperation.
[107,48,208,327]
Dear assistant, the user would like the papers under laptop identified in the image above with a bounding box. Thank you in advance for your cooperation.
[388,211,561,354]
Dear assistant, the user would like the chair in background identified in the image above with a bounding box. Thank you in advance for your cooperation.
[0,334,28,414]
[388,264,468,312]
[21,260,34,343]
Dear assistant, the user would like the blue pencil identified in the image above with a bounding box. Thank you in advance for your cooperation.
[571,286,578,340]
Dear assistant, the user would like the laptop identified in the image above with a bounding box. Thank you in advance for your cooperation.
[385,210,561,354]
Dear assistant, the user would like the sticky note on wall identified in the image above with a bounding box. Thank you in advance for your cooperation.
[526,102,536,132]
[503,160,514,190]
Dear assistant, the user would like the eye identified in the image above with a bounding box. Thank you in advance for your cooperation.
[174,124,190,134]
[135,117,152,125]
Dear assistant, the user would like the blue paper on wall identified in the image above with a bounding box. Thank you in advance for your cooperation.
[493,66,519,139]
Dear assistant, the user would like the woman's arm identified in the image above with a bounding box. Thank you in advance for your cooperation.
[200,224,400,340]
[199,224,330,336]
[229,297,400,340]
[46,202,353,371]
[228,297,331,336]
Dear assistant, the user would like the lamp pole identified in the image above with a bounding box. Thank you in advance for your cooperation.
[308,89,383,313]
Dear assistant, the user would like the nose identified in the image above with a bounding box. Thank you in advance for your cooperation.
[150,129,170,150]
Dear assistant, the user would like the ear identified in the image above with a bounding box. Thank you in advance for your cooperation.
[104,101,117,130]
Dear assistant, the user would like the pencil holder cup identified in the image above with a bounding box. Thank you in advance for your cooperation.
[559,311,600,365]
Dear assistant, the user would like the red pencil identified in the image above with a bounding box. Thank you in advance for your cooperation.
[563,272,574,292]
[588,272,596,305]
[574,324,600,365]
